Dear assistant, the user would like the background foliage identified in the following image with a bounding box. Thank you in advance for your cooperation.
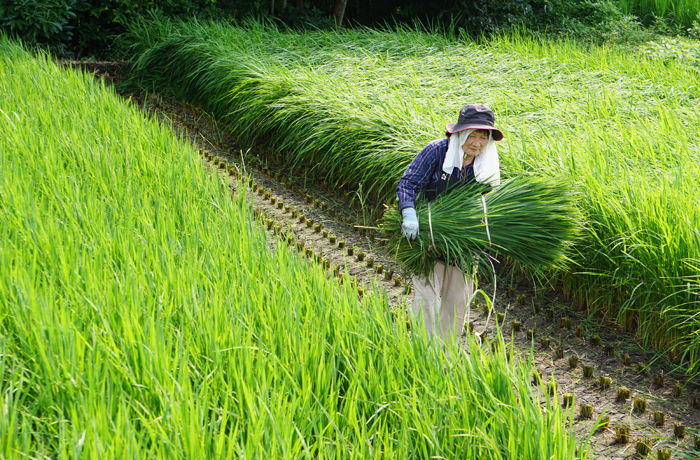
[3,0,698,56]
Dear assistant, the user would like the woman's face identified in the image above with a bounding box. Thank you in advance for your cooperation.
[462,130,490,157]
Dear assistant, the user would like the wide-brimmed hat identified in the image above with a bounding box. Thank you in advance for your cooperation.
[446,104,503,141]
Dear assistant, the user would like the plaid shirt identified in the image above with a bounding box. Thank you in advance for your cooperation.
[396,138,474,211]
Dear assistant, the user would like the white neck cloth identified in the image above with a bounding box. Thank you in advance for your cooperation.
[442,129,501,186]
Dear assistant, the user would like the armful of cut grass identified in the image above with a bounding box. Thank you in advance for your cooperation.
[381,175,581,278]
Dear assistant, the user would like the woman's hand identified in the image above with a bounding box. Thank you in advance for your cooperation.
[401,208,419,241]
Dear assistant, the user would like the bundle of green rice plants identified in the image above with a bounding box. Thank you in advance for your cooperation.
[381,175,580,278]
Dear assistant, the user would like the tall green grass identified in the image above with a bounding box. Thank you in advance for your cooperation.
[125,20,700,373]
[618,0,700,29]
[0,37,589,458]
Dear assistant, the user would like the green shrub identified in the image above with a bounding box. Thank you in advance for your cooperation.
[0,0,239,57]
[527,0,650,45]
[0,0,87,52]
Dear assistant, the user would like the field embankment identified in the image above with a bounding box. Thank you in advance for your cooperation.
[124,19,700,374]
[0,37,590,458]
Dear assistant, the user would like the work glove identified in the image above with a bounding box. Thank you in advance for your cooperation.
[401,207,419,241]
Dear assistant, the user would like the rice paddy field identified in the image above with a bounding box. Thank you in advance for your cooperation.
[0,36,592,458]
[124,19,700,375]
[619,0,700,29]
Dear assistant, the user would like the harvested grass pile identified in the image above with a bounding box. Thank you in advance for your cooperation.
[381,175,581,278]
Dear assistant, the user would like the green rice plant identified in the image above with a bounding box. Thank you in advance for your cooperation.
[654,371,666,387]
[562,393,575,407]
[672,382,683,397]
[617,386,632,401]
[579,403,594,420]
[657,448,672,460]
[637,437,652,457]
[0,36,593,460]
[634,396,648,413]
[690,396,700,409]
[674,423,686,439]
[615,425,631,444]
[654,412,666,427]
[582,365,594,378]
[569,355,580,369]
[638,362,650,376]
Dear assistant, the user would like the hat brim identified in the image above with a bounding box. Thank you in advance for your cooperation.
[446,123,503,141]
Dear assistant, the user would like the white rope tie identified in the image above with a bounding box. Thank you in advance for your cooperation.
[481,195,492,247]
[428,201,437,251]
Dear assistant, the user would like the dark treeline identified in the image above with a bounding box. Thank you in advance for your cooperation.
[0,0,658,57]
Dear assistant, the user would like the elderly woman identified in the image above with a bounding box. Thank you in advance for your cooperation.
[396,103,503,355]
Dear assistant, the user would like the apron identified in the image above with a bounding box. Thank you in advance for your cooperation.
[421,165,475,202]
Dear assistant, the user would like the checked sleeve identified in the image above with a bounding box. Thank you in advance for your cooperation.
[396,139,445,211]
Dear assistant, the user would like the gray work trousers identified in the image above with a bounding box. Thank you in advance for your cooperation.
[411,261,474,354]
